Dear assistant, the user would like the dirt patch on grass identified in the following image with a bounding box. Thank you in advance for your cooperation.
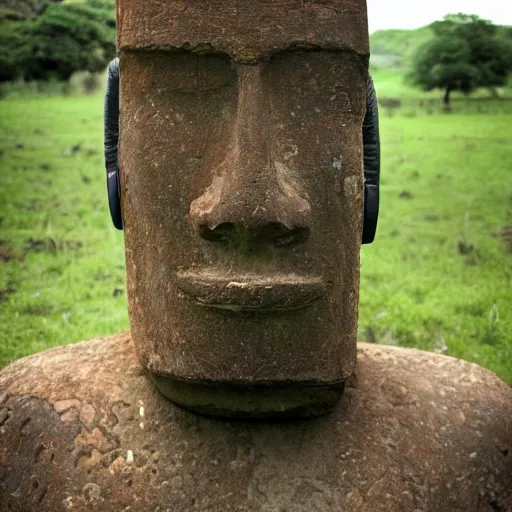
[24,237,84,254]
[457,238,483,265]
[22,302,55,316]
[0,239,21,262]
[399,190,414,199]
[0,282,16,302]
[0,246,16,262]
[500,225,512,253]
[0,238,85,260]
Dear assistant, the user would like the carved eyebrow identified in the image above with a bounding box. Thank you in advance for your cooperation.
[265,46,367,61]
[268,44,357,56]
[123,47,231,58]
[123,45,365,63]
[234,45,364,64]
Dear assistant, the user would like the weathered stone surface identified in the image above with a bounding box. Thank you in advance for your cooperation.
[118,1,370,410]
[1,333,510,511]
[117,0,369,59]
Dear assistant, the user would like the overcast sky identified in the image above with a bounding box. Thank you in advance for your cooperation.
[367,0,512,33]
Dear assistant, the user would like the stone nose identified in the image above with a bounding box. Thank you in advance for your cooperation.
[189,65,311,248]
[189,173,311,247]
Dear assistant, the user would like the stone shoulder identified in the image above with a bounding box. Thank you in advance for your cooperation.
[1,336,510,434]
[0,333,158,511]
[0,332,136,404]
[1,336,511,511]
[357,341,511,400]
[1,336,509,403]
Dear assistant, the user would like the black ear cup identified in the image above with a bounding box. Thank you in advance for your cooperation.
[104,57,122,230]
[362,76,380,245]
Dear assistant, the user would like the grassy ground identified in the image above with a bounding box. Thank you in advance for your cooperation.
[359,111,512,382]
[0,96,128,361]
[0,82,511,383]
[371,67,512,103]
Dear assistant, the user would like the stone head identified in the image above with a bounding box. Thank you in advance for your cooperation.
[107,0,376,418]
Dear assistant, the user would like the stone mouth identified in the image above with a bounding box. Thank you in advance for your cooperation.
[174,270,326,312]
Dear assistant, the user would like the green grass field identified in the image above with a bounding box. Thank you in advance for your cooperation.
[1,78,511,383]
[0,96,129,359]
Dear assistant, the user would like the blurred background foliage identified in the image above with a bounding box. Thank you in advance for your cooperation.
[0,0,115,82]
[0,3,511,383]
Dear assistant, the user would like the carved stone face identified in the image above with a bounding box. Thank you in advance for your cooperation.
[118,0,369,417]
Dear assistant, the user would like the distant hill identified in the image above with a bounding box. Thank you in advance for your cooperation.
[370,24,512,71]
[369,27,434,69]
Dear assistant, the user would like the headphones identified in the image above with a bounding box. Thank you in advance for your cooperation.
[361,76,380,244]
[104,58,380,244]
[104,58,122,230]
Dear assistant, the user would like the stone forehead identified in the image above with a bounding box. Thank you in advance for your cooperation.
[117,0,369,61]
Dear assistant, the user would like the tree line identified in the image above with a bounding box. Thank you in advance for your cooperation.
[0,0,115,82]
[0,4,511,107]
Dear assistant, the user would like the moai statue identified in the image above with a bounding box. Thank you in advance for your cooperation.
[1,1,511,511]
[104,0,380,419]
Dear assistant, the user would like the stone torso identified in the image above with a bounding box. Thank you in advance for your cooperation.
[1,334,511,512]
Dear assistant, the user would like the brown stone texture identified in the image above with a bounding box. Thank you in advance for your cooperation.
[1,333,510,511]
[120,48,364,387]
[119,44,368,391]
[117,0,369,59]
[117,0,370,410]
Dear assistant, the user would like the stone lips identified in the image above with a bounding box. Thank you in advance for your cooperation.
[175,270,327,311]
[117,0,369,60]
[1,334,510,511]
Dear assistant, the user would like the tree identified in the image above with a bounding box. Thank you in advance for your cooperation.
[0,0,61,19]
[0,0,116,82]
[408,14,512,107]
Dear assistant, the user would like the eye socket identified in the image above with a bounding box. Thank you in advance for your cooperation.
[143,52,236,93]
[264,50,366,114]
[198,54,236,91]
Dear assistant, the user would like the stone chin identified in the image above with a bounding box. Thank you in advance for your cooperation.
[148,280,349,418]
[149,372,346,420]
[127,259,358,418]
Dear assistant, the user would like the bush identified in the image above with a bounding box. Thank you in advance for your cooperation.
[0,0,116,82]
